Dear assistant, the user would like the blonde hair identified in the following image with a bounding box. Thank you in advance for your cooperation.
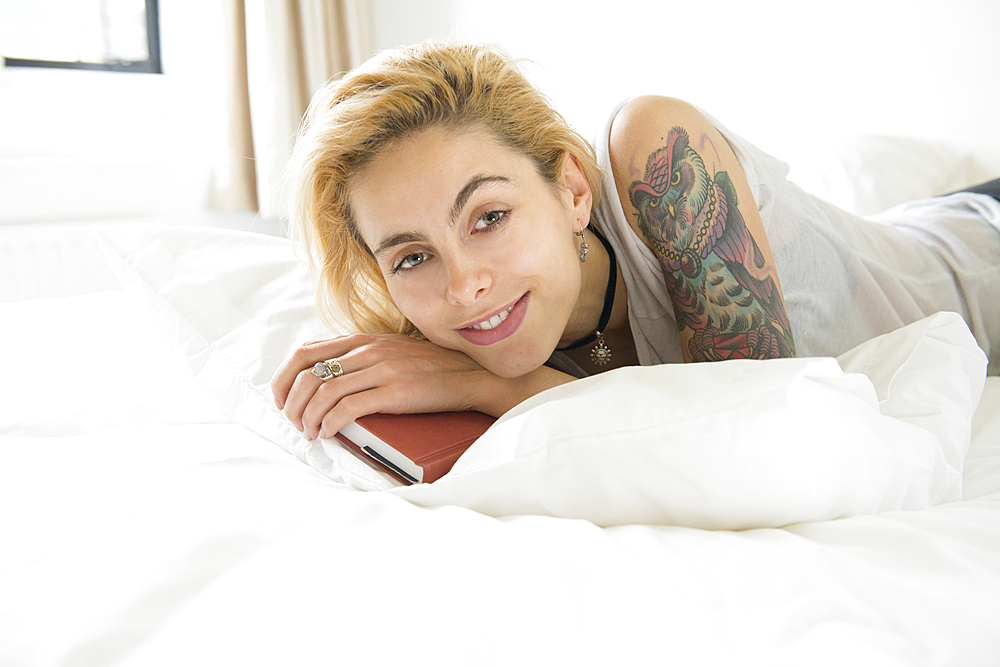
[285,41,602,335]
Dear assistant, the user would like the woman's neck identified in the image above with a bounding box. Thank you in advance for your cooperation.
[559,228,610,346]
[557,228,637,370]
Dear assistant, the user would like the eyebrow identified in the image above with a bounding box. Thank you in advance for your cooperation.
[371,231,427,258]
[371,174,512,258]
[449,174,512,225]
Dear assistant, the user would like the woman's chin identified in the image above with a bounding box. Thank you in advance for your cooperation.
[476,349,548,379]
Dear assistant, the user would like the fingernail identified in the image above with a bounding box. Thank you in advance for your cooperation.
[317,429,327,440]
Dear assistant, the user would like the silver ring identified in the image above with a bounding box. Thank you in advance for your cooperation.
[310,358,344,381]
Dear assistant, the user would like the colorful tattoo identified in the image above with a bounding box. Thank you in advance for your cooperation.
[628,127,795,361]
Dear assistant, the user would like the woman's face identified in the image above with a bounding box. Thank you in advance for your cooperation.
[350,125,592,378]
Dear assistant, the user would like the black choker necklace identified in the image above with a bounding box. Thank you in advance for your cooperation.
[558,226,616,366]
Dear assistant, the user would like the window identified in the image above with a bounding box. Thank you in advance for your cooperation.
[0,0,161,73]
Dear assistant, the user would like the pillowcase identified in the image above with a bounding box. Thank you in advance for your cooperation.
[966,378,1000,500]
[394,311,986,528]
[98,223,400,490]
[787,135,972,216]
[99,224,988,528]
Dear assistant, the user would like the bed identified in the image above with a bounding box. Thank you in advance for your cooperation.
[2,138,999,666]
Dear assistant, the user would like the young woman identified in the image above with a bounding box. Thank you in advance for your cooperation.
[271,42,1000,442]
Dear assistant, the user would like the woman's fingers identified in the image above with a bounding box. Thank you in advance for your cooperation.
[279,345,370,433]
[273,333,411,435]
[280,367,326,433]
[315,385,412,441]
[299,357,434,440]
[269,334,372,409]
[299,363,387,440]
[272,333,491,441]
[270,343,323,410]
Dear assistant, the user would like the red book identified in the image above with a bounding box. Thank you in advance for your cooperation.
[333,411,497,485]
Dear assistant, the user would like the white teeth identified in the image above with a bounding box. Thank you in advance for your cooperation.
[470,306,512,331]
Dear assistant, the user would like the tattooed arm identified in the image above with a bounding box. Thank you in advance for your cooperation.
[609,96,795,362]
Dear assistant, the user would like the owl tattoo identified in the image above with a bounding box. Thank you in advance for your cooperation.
[629,127,795,361]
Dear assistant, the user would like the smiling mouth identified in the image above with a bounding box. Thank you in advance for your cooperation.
[467,305,514,331]
[456,293,529,346]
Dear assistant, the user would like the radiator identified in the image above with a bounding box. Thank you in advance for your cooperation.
[0,224,121,302]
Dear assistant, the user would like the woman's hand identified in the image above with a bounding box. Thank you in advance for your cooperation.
[270,334,574,441]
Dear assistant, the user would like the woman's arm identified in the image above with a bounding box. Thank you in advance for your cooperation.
[608,96,795,362]
[270,334,575,441]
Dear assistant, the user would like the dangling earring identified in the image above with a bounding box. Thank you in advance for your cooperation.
[576,228,589,263]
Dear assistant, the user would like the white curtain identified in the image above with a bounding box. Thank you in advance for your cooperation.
[209,0,372,218]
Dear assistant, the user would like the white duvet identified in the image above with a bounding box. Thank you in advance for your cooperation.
[2,224,999,666]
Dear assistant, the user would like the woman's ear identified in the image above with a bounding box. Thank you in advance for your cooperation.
[562,151,593,231]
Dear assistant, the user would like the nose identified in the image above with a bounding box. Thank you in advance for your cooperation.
[445,254,491,306]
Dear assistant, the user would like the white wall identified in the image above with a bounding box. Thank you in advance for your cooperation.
[370,0,1000,184]
[3,0,996,227]
[0,0,230,224]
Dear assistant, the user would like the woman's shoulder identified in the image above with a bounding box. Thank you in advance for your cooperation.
[609,96,708,142]
[605,96,757,246]
[608,96,720,162]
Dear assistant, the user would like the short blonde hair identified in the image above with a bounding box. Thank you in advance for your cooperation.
[285,41,602,335]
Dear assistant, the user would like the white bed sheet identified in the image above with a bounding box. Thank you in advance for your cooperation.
[1,289,999,666]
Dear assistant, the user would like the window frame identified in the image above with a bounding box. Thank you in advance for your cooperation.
[2,0,162,74]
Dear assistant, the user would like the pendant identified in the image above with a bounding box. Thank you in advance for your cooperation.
[590,332,612,366]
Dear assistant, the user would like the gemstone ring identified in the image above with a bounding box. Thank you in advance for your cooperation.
[310,358,345,381]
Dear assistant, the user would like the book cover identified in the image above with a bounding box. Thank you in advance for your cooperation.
[333,411,497,485]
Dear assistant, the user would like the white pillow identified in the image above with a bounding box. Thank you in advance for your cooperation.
[394,312,986,528]
[97,223,399,490]
[99,224,988,528]
[787,135,972,216]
